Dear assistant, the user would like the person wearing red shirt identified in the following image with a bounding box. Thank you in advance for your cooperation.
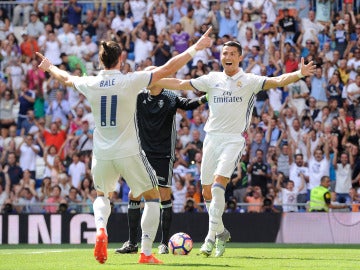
[20,31,39,59]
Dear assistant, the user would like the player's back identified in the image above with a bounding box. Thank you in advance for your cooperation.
[74,70,151,160]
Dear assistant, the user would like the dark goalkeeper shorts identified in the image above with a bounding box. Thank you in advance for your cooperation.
[147,157,173,187]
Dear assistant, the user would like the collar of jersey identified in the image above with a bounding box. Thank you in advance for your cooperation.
[224,68,244,80]
[99,69,122,75]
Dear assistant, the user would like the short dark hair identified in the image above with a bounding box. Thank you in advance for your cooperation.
[99,41,121,69]
[223,41,242,55]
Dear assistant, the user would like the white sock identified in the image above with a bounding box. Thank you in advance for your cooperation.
[141,200,160,256]
[93,196,111,234]
[205,184,225,242]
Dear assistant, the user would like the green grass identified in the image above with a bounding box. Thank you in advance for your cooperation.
[1,243,360,270]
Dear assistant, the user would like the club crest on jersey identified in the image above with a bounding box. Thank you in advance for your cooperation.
[237,81,242,87]
[158,100,164,108]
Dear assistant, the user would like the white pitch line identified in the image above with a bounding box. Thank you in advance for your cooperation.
[2,250,65,255]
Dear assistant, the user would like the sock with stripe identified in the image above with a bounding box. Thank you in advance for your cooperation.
[160,200,173,245]
[128,200,141,245]
[141,199,160,256]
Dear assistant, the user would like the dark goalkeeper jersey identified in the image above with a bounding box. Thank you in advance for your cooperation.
[136,89,203,159]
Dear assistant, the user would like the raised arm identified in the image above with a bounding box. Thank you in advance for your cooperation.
[150,27,213,85]
[263,58,316,90]
[36,52,77,87]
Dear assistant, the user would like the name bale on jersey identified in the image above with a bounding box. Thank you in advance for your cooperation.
[99,79,116,87]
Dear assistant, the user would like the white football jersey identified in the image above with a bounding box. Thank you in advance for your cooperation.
[73,70,151,160]
[190,69,266,135]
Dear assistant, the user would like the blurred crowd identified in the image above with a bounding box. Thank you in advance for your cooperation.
[1,0,360,214]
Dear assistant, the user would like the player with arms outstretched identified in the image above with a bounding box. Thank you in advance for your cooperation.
[156,41,316,257]
[35,27,212,264]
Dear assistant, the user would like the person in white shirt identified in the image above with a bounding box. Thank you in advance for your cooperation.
[110,10,134,35]
[68,152,86,189]
[57,21,76,53]
[36,27,212,264]
[130,0,147,26]
[306,134,330,197]
[156,40,316,257]
[332,145,354,204]
[17,134,40,179]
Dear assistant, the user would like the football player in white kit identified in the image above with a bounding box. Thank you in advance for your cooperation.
[35,27,213,265]
[156,41,316,257]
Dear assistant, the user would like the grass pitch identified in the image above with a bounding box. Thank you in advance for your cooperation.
[1,243,359,270]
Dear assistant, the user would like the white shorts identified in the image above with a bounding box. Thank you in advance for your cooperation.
[92,152,158,197]
[201,133,245,186]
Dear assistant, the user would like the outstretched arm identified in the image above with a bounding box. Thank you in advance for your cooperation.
[150,27,213,85]
[36,52,77,87]
[263,58,316,90]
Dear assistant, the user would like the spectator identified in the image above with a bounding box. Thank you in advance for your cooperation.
[129,0,146,26]
[36,176,51,202]
[26,11,45,39]
[37,122,67,157]
[242,0,263,22]
[0,90,17,129]
[180,5,196,37]
[168,0,187,25]
[306,134,330,198]
[244,186,263,213]
[287,79,309,116]
[6,59,24,95]
[229,154,249,206]
[168,22,190,55]
[249,131,268,163]
[332,19,349,59]
[300,10,324,48]
[63,0,82,28]
[289,153,309,211]
[16,134,40,178]
[74,120,93,159]
[66,186,82,213]
[150,33,171,66]
[217,7,237,39]
[68,152,86,189]
[171,177,188,213]
[277,175,304,213]
[131,21,153,66]
[248,149,269,196]
[57,21,76,53]
[46,90,71,126]
[20,31,39,60]
[44,184,63,213]
[0,8,10,40]
[152,4,167,36]
[349,187,360,212]
[17,80,35,132]
[16,187,41,213]
[0,165,11,206]
[181,130,202,164]
[42,30,62,66]
[111,9,134,36]
[12,0,33,26]
[310,66,328,109]
[192,0,208,30]
[332,145,353,204]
